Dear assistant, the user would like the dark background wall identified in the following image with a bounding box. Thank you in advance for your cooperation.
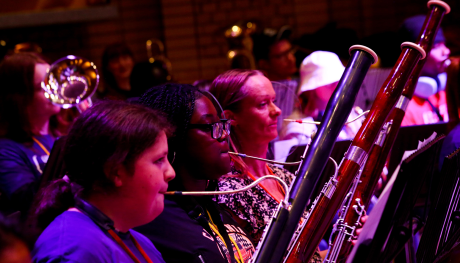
[0,0,164,70]
[0,0,458,83]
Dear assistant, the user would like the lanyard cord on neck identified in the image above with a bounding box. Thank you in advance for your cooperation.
[74,198,153,263]
[32,136,50,156]
[107,229,153,263]
[205,210,243,263]
[246,165,285,203]
[426,99,444,121]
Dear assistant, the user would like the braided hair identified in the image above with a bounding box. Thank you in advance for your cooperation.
[139,83,202,154]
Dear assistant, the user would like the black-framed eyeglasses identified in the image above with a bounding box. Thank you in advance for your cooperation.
[270,46,298,60]
[188,119,231,139]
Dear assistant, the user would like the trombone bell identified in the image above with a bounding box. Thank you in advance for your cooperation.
[41,55,99,108]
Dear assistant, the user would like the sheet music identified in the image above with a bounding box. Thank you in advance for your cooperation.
[346,132,438,262]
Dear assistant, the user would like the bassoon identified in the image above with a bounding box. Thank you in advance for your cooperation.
[283,20,428,263]
[250,46,378,263]
[324,1,451,262]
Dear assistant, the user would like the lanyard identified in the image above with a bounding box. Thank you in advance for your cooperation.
[107,229,153,263]
[74,198,153,263]
[32,136,50,156]
[205,210,243,263]
[246,165,285,203]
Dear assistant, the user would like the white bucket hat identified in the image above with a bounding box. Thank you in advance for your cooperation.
[298,51,345,95]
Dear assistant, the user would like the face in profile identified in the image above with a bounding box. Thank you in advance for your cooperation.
[27,63,60,123]
[267,40,297,79]
[118,131,175,224]
[423,42,450,77]
[230,75,281,145]
[182,96,230,181]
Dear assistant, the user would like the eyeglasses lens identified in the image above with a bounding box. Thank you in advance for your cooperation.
[224,122,231,135]
[211,121,231,139]
[212,123,222,140]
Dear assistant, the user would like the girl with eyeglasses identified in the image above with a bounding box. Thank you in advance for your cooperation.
[135,84,255,263]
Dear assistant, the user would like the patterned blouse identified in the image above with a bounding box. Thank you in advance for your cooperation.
[217,163,323,263]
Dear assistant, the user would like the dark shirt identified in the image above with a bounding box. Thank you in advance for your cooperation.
[0,135,54,214]
[33,211,165,263]
[135,196,255,263]
[439,123,460,169]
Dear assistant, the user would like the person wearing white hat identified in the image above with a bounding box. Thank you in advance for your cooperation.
[279,51,363,144]
[252,26,299,135]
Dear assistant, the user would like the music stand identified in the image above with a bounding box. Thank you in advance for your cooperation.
[387,122,449,177]
[348,135,445,263]
[284,123,449,194]
[417,146,460,263]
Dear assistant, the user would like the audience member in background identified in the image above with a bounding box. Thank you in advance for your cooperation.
[32,101,173,263]
[210,69,323,261]
[252,26,297,82]
[98,43,135,100]
[135,84,255,263]
[0,53,61,217]
[252,26,299,133]
[280,51,363,144]
[0,214,31,263]
[400,15,451,126]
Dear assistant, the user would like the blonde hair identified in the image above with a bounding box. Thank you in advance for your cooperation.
[210,69,265,174]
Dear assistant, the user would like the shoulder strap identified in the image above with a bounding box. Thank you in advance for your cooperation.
[426,99,444,121]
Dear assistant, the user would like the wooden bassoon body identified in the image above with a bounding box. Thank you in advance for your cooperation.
[251,46,377,263]
[323,1,451,262]
[284,26,428,263]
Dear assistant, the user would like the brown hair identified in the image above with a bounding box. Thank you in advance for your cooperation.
[101,42,134,94]
[32,101,173,229]
[0,52,49,142]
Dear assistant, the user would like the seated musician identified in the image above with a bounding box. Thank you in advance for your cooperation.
[400,15,451,126]
[0,53,61,217]
[32,101,174,262]
[135,84,256,263]
[280,51,363,143]
[210,69,323,262]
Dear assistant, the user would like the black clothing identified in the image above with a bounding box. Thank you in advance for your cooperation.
[135,196,255,263]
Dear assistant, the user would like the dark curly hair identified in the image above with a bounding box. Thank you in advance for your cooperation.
[139,83,203,154]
